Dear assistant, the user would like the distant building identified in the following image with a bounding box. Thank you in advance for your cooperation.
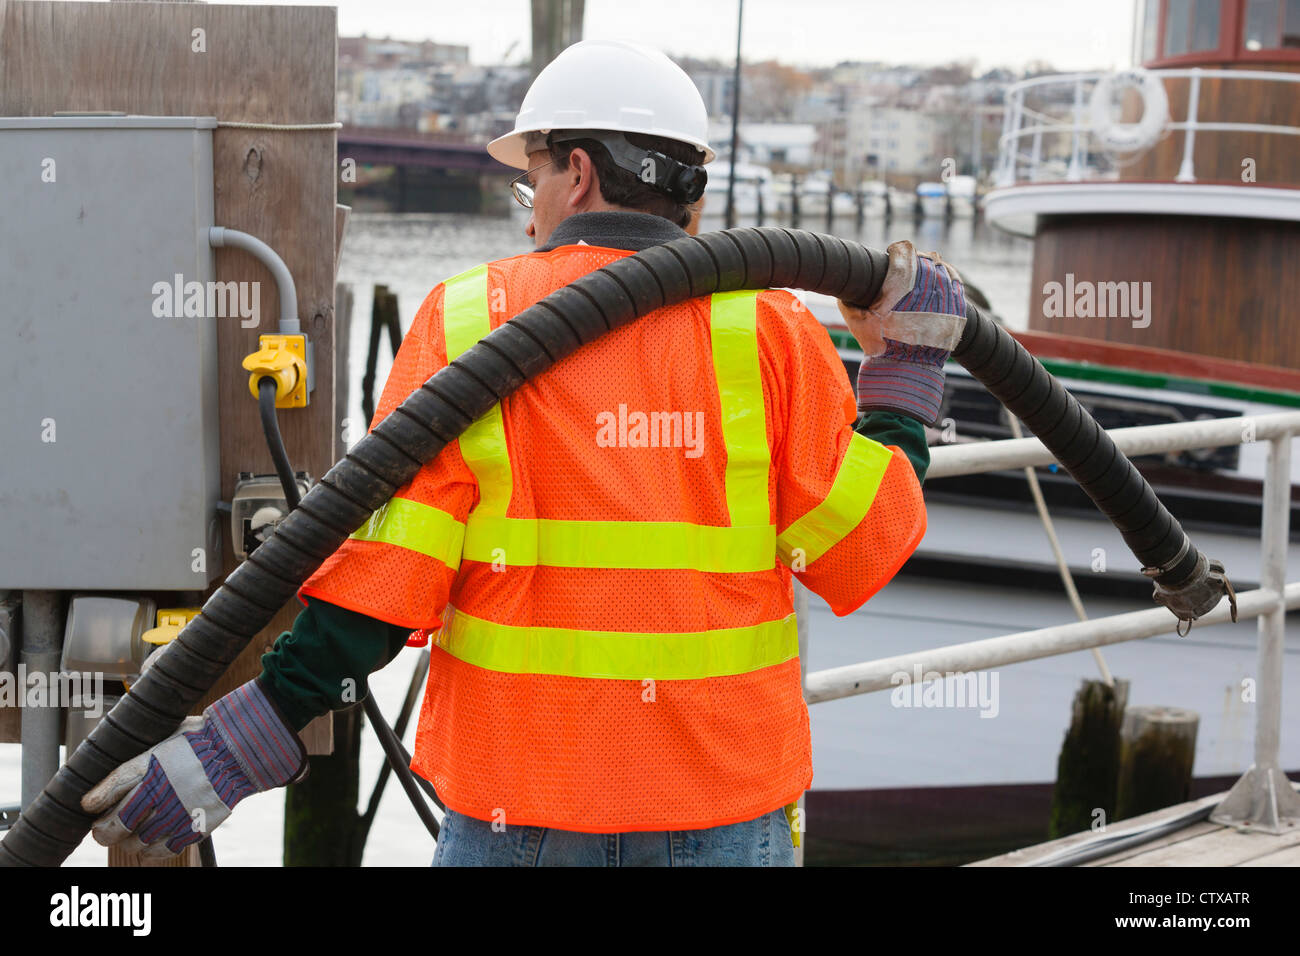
[339,35,470,68]
[846,105,941,183]
[692,70,736,120]
[707,122,817,168]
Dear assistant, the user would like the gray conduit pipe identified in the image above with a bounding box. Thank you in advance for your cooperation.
[18,592,63,811]
[209,226,299,334]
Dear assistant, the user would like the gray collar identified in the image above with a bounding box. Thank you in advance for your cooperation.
[536,211,688,253]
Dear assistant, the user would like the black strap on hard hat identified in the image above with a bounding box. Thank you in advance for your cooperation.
[547,129,708,204]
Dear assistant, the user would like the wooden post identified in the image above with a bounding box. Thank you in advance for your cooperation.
[285,705,366,866]
[361,286,401,426]
[1049,678,1129,838]
[1115,705,1198,821]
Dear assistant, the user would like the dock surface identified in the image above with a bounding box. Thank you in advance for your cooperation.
[971,787,1300,866]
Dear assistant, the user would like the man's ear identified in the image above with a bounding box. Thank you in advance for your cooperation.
[566,147,600,209]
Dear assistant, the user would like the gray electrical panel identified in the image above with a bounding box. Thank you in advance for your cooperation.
[0,116,222,589]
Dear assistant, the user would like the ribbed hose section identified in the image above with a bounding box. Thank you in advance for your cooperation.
[0,227,1219,866]
[953,305,1200,587]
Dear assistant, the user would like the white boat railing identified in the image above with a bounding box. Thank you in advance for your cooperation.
[994,68,1300,188]
[801,410,1300,833]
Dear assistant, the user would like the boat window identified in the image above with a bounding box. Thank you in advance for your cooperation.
[1163,0,1222,57]
[1140,0,1160,62]
[1244,0,1300,49]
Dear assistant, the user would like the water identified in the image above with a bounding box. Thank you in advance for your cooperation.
[0,211,1035,866]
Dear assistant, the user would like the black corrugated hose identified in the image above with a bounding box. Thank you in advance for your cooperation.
[0,227,1235,866]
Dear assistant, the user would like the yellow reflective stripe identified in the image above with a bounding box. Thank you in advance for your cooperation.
[351,497,466,570]
[462,516,775,572]
[436,608,798,680]
[442,265,513,517]
[777,432,894,567]
[710,291,770,528]
[442,264,490,360]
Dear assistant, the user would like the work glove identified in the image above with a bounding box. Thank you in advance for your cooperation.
[838,240,967,425]
[81,677,307,859]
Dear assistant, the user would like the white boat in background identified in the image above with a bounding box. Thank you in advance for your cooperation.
[857,180,888,218]
[946,175,977,218]
[699,160,773,219]
[916,181,947,218]
[832,189,857,218]
[769,174,795,219]
[796,172,832,218]
[887,185,916,219]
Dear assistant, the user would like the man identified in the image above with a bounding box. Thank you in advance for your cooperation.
[82,40,965,867]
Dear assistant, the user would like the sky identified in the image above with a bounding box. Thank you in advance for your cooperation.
[228,0,1140,72]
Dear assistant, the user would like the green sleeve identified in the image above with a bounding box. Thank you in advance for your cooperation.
[855,410,931,484]
[258,597,413,732]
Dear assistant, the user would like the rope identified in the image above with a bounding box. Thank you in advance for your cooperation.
[216,121,342,131]
[1004,408,1115,687]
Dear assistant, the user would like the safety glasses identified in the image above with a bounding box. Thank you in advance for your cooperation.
[510,161,553,209]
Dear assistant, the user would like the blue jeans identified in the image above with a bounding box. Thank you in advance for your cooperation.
[431,807,796,867]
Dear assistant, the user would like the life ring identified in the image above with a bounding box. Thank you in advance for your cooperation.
[1089,68,1169,153]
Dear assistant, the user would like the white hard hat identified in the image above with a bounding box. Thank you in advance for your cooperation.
[488,39,715,169]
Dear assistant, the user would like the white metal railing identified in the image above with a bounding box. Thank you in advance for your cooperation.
[994,68,1300,188]
[800,410,1300,834]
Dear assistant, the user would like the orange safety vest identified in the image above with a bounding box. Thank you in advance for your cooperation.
[302,243,927,833]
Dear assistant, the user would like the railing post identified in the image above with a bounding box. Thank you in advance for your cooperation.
[997,89,1022,186]
[1176,69,1201,183]
[1211,430,1300,833]
[1030,127,1043,181]
[1066,78,1085,181]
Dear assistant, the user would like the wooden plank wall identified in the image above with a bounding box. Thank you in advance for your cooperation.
[1029,214,1300,368]
[0,0,340,760]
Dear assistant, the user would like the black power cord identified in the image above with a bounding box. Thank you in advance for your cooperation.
[257,377,302,510]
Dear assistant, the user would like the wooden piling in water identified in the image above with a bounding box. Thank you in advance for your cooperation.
[1115,705,1198,821]
[1049,678,1129,839]
[362,285,402,426]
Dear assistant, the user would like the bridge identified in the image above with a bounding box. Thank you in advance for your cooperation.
[337,125,510,174]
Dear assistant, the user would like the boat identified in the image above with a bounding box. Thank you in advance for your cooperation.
[797,293,1300,863]
[857,180,888,218]
[794,171,832,218]
[831,188,858,218]
[946,174,977,218]
[916,180,947,218]
[698,159,774,219]
[887,185,917,219]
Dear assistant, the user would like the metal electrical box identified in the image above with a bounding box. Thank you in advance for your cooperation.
[0,116,222,589]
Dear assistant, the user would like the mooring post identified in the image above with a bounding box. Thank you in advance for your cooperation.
[1049,677,1129,838]
[1115,705,1198,820]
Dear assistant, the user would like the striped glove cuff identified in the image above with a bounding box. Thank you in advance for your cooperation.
[857,338,949,425]
[204,678,308,793]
